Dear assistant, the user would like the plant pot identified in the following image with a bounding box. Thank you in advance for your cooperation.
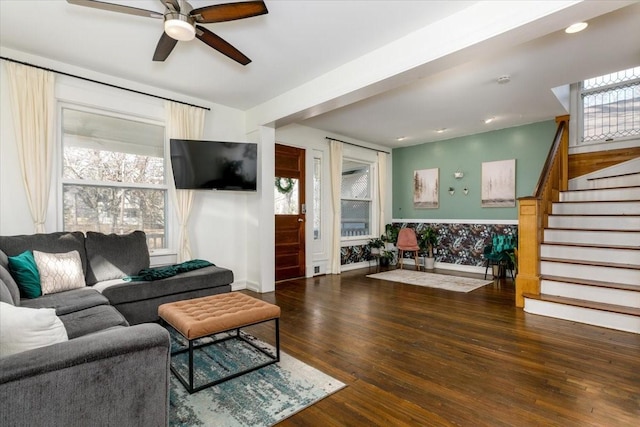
[371,248,380,255]
[380,257,390,267]
[424,257,435,270]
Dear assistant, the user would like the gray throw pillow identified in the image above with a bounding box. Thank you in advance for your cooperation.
[0,264,20,306]
[85,231,150,285]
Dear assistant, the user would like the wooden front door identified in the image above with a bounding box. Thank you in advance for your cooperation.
[275,144,306,281]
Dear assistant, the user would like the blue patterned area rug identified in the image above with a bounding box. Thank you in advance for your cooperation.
[169,331,345,426]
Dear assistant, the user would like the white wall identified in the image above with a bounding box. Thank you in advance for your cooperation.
[275,124,392,275]
[0,50,253,288]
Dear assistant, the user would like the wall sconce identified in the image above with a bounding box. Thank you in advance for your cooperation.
[463,187,469,195]
[448,187,455,196]
[454,170,464,179]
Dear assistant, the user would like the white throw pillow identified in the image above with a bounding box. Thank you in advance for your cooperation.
[0,301,68,357]
[33,250,85,295]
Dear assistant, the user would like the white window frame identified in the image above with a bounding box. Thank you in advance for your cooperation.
[340,156,378,244]
[57,103,172,255]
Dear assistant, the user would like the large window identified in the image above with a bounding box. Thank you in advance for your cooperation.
[341,160,372,238]
[580,66,640,143]
[61,108,167,250]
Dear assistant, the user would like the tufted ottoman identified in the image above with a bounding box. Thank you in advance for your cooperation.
[158,292,280,393]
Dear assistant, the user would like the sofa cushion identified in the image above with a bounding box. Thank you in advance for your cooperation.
[34,250,85,295]
[0,302,68,357]
[0,265,20,306]
[0,249,8,270]
[0,280,14,305]
[59,305,129,339]
[85,231,149,285]
[7,251,41,299]
[97,265,233,305]
[0,232,87,276]
[21,287,109,316]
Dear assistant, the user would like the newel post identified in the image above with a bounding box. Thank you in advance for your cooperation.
[515,197,542,307]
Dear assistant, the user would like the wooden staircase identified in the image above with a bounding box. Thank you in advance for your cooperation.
[523,160,640,333]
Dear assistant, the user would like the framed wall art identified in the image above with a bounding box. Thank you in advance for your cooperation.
[413,168,439,209]
[481,159,516,207]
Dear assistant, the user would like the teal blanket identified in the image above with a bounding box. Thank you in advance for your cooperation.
[124,259,214,282]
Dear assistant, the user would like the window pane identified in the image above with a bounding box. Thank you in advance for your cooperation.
[583,66,640,90]
[582,83,640,142]
[313,158,321,240]
[341,200,370,237]
[341,162,370,199]
[63,185,166,249]
[62,109,165,185]
[274,177,299,215]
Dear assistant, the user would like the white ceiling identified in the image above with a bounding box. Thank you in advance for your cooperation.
[1,1,639,148]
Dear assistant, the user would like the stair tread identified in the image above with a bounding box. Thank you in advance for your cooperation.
[546,227,640,233]
[549,213,640,217]
[540,275,640,291]
[555,200,640,203]
[524,293,640,316]
[540,257,640,270]
[565,185,640,192]
[541,242,640,251]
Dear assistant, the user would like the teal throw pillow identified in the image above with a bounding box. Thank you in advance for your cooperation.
[7,251,42,299]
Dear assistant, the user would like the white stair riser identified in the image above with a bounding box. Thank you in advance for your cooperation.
[541,245,639,265]
[544,229,640,246]
[540,261,640,286]
[561,188,640,202]
[548,215,640,230]
[524,298,640,334]
[552,202,640,215]
[582,175,640,189]
[541,280,640,308]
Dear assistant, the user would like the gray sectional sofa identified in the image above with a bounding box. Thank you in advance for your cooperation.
[0,230,234,426]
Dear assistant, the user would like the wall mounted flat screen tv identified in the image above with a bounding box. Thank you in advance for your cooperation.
[170,139,257,191]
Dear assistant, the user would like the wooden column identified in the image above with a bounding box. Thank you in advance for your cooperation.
[515,197,542,307]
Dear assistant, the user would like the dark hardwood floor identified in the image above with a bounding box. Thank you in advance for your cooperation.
[244,267,640,426]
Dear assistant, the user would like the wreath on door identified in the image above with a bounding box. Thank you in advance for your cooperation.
[275,177,294,194]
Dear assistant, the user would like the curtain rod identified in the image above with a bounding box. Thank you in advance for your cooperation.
[0,56,211,111]
[325,137,390,154]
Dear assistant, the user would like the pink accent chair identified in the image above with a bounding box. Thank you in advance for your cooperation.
[396,228,420,271]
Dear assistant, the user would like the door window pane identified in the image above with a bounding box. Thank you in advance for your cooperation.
[313,158,321,240]
[274,177,299,215]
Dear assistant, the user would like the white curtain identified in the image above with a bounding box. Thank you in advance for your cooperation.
[329,139,343,274]
[377,151,388,237]
[5,62,55,234]
[165,101,205,262]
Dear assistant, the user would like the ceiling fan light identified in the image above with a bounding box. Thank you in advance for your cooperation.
[164,16,195,41]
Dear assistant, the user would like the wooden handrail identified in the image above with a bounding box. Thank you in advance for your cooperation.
[534,119,567,197]
[515,115,569,307]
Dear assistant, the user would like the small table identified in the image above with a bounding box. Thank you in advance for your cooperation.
[158,292,280,393]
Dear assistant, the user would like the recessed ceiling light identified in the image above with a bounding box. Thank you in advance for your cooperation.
[396,136,406,141]
[565,22,588,34]
[484,117,495,124]
[436,128,447,133]
[497,75,511,84]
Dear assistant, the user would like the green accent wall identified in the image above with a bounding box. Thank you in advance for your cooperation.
[392,120,556,220]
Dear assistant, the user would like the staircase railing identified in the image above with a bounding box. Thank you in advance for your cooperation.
[515,115,569,307]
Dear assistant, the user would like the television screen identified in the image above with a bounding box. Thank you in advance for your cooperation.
[170,139,257,191]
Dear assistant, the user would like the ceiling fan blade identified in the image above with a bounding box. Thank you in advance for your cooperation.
[153,32,179,62]
[66,0,162,19]
[160,0,181,12]
[195,26,250,65]
[191,1,268,24]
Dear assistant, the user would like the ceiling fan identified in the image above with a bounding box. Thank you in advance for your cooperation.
[67,0,268,65]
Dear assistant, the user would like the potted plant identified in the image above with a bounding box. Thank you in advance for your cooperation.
[379,249,395,267]
[383,223,400,249]
[419,226,438,270]
[367,237,385,255]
